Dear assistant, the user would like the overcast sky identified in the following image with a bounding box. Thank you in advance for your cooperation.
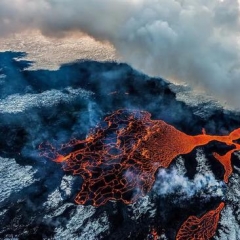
[1,0,240,108]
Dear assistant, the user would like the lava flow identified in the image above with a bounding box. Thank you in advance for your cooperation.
[40,109,240,206]
[176,202,225,240]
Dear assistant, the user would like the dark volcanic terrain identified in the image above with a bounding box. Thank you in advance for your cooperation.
[0,51,240,239]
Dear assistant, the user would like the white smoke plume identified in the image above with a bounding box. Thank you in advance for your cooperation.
[1,0,240,107]
[153,168,225,200]
[153,150,225,200]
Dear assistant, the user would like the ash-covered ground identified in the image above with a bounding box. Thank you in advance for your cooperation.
[0,51,240,239]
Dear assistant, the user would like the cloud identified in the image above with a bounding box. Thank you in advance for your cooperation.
[1,0,240,107]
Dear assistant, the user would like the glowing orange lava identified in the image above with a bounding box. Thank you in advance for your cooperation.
[149,228,159,240]
[176,202,225,240]
[40,110,240,206]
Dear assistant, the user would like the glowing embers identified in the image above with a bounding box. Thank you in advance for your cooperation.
[149,228,160,240]
[40,109,240,206]
[176,202,225,240]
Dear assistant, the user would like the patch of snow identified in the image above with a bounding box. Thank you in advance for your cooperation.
[0,87,93,113]
[0,157,36,204]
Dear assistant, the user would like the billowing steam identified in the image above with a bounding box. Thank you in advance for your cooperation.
[153,151,225,201]
[1,0,240,107]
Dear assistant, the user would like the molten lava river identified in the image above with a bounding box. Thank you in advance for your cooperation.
[40,109,240,239]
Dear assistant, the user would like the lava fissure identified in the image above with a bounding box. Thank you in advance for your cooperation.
[40,110,240,206]
[176,202,225,240]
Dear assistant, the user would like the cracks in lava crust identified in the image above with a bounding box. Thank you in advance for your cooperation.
[40,109,240,239]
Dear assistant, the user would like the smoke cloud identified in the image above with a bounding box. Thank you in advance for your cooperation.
[1,0,240,107]
[153,151,226,201]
